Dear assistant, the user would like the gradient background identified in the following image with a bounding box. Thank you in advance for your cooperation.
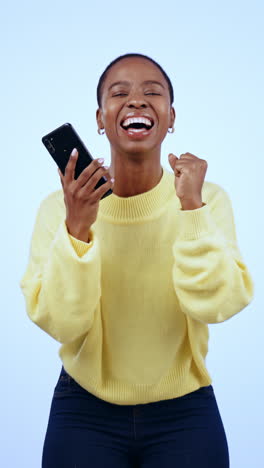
[1,1,262,467]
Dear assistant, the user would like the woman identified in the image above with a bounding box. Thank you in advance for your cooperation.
[20,53,254,468]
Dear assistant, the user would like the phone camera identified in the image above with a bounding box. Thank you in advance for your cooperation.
[45,138,55,154]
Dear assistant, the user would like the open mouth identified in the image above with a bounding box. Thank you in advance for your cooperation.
[121,116,154,133]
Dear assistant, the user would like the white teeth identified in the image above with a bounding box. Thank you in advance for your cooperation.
[122,117,152,128]
[128,128,146,133]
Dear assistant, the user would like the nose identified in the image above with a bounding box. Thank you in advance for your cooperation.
[126,96,147,109]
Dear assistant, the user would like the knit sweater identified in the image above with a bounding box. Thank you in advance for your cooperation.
[20,166,254,405]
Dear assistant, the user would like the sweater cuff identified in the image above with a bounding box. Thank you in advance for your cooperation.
[63,221,94,257]
[176,203,216,240]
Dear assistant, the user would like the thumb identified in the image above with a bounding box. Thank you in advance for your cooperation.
[58,167,64,187]
[168,153,178,169]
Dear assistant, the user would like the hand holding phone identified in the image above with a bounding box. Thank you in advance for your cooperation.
[42,122,114,242]
[42,122,112,199]
[59,149,114,242]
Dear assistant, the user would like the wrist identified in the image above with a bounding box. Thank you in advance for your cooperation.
[65,220,91,243]
[180,199,205,210]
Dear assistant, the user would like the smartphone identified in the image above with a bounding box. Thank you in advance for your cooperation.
[42,122,112,199]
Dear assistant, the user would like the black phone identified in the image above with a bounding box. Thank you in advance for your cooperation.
[42,122,112,199]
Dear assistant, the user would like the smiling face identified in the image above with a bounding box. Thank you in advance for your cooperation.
[96,57,175,155]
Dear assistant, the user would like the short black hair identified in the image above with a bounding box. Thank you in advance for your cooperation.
[96,53,174,108]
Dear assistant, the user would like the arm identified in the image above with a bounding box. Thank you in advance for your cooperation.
[20,193,101,343]
[172,186,254,324]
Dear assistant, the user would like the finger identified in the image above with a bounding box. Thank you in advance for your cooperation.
[168,153,178,160]
[64,148,78,183]
[58,167,63,182]
[168,153,178,169]
[79,165,109,199]
[91,176,115,203]
[175,159,192,167]
[179,153,197,159]
[174,161,192,174]
[75,158,105,190]
[173,159,192,175]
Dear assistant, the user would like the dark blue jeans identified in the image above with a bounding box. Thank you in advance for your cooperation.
[42,366,229,467]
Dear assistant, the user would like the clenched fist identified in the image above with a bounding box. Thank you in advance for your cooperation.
[168,152,207,210]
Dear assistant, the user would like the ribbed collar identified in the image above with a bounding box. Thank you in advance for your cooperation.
[98,167,176,223]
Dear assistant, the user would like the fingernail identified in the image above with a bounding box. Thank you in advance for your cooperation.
[98,158,104,164]
[111,178,115,183]
[71,148,78,157]
[104,165,109,170]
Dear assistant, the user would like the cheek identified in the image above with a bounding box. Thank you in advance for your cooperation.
[158,107,172,130]
[156,99,171,120]
[101,102,118,126]
[101,107,120,141]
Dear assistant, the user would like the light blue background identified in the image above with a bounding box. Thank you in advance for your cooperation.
[1,1,262,467]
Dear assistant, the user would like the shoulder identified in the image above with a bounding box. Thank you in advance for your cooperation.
[38,189,64,211]
[202,181,233,209]
[36,189,65,225]
[202,180,228,197]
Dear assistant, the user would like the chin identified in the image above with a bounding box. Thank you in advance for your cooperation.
[119,140,160,156]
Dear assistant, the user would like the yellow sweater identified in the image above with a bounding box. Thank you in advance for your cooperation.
[20,167,254,405]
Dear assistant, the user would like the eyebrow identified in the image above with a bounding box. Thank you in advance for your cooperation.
[108,81,130,91]
[108,80,165,91]
[142,80,165,88]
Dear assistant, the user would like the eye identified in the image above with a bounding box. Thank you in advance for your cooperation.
[145,92,161,96]
[112,93,128,97]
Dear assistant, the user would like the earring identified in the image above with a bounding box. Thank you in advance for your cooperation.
[168,127,175,134]
[97,128,105,135]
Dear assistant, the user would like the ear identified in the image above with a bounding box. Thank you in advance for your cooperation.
[96,108,104,130]
[170,107,176,128]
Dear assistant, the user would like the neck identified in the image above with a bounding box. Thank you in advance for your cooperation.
[109,147,163,198]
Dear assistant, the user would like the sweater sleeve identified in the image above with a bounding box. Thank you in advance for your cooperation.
[20,194,101,344]
[172,185,254,324]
